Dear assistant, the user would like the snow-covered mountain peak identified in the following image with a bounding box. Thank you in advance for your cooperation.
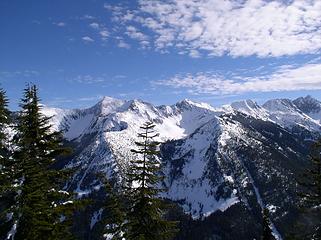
[262,98,321,131]
[231,99,257,109]
[230,99,269,119]
[40,95,321,236]
[293,95,321,114]
[175,99,216,112]
[262,98,299,112]
[293,96,321,124]
[40,105,73,131]
[94,96,126,115]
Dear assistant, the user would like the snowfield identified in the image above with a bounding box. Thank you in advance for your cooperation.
[41,95,321,238]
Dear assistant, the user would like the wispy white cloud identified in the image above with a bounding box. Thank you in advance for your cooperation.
[109,0,321,58]
[89,22,100,29]
[87,21,109,41]
[71,75,106,84]
[125,25,150,47]
[100,30,109,37]
[69,74,129,85]
[82,15,96,20]
[53,22,66,27]
[45,98,74,106]
[0,70,40,80]
[77,96,103,102]
[117,39,131,49]
[82,36,94,42]
[154,63,321,94]
[189,49,201,58]
[45,95,104,108]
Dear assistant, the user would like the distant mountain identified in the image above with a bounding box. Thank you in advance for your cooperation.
[293,95,321,123]
[42,95,321,240]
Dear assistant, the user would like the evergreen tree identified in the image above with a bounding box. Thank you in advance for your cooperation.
[0,88,14,238]
[0,87,12,190]
[295,139,321,239]
[261,208,274,240]
[11,84,76,240]
[124,121,177,240]
[298,140,321,207]
[100,176,126,240]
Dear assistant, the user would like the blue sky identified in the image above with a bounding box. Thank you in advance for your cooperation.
[0,0,321,110]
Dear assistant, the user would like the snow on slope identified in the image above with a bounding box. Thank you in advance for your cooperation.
[163,117,240,218]
[230,99,269,120]
[41,106,73,132]
[42,95,321,224]
[262,98,321,132]
[102,98,224,179]
[49,97,224,201]
[227,98,321,132]
[293,95,321,124]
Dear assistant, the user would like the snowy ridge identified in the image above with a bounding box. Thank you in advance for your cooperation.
[230,99,269,120]
[42,95,321,238]
[263,98,321,132]
[163,117,240,218]
[228,98,321,132]
[293,95,321,124]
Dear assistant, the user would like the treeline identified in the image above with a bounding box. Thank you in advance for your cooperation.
[0,85,320,240]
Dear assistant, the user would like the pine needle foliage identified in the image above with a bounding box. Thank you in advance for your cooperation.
[0,87,12,191]
[0,87,12,192]
[0,88,14,238]
[261,208,274,240]
[298,140,321,207]
[100,176,126,240]
[295,139,321,239]
[124,121,177,240]
[11,84,77,240]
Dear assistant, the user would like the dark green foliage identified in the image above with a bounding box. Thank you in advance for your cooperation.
[124,121,178,240]
[100,176,126,240]
[9,84,77,240]
[0,87,12,192]
[261,208,274,240]
[298,140,321,207]
[293,139,321,240]
[0,88,14,239]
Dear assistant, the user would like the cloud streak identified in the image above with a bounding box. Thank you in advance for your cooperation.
[82,36,94,42]
[53,22,66,27]
[154,63,321,94]
[110,0,321,58]
[71,75,106,84]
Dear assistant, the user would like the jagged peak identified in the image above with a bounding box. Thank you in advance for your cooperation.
[293,95,320,106]
[99,96,124,105]
[231,99,260,110]
[92,96,126,115]
[262,98,298,112]
[229,99,269,119]
[176,99,215,111]
[293,95,321,114]
[124,98,154,110]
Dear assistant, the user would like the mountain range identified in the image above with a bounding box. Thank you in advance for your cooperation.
[42,95,321,240]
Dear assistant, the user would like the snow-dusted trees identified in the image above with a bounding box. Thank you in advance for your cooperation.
[0,88,14,238]
[10,84,76,240]
[102,121,177,240]
[101,177,126,240]
[124,121,177,240]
